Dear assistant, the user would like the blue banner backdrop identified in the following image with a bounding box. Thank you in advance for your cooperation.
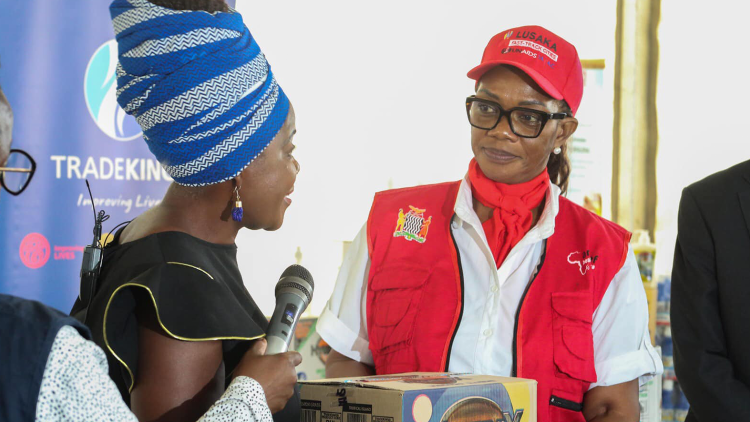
[0,0,235,312]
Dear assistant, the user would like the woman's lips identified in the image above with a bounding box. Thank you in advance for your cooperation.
[284,187,294,205]
[482,147,519,164]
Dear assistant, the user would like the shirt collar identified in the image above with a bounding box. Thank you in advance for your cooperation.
[453,175,560,241]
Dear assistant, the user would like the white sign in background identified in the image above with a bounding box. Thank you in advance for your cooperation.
[567,66,613,219]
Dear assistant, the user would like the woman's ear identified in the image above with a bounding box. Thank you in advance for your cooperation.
[232,174,243,191]
[554,117,578,150]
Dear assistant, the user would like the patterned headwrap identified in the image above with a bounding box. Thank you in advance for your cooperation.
[110,0,290,186]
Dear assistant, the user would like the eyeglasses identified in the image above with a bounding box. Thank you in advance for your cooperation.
[465,95,567,138]
[0,149,36,195]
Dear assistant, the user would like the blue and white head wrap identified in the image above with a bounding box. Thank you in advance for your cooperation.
[110,0,290,186]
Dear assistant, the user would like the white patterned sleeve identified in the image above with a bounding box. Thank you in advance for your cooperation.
[198,376,273,422]
[36,326,273,422]
[35,325,138,422]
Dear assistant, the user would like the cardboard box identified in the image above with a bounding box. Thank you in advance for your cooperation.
[299,372,537,422]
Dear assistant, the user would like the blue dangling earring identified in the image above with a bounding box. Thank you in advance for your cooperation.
[231,186,243,222]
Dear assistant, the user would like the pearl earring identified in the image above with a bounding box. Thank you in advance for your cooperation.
[553,147,562,155]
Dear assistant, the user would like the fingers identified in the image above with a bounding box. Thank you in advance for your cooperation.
[286,351,303,367]
[284,383,295,400]
[251,338,267,355]
[270,401,284,414]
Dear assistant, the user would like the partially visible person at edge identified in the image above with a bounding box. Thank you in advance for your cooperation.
[671,159,750,421]
[69,0,303,421]
[316,26,662,422]
[0,59,297,421]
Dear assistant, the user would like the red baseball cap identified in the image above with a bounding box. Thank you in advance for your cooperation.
[467,25,584,116]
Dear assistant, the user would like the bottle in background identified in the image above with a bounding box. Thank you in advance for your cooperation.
[656,276,671,324]
[674,383,689,422]
[632,230,658,344]
[662,379,675,422]
[662,327,674,379]
[632,229,656,283]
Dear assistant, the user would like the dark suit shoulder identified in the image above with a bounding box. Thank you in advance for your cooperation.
[685,160,750,200]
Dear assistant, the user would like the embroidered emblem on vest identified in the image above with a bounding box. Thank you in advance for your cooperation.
[567,250,599,275]
[393,206,432,243]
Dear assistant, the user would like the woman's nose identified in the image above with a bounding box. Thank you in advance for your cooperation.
[487,115,519,142]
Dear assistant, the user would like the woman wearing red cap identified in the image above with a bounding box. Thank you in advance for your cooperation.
[317,26,662,421]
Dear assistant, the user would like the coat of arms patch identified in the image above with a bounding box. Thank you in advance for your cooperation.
[393,206,432,243]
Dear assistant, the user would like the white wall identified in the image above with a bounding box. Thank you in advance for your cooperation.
[234,0,618,315]
[653,1,750,277]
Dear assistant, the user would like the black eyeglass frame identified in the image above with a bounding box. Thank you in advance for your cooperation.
[0,148,37,196]
[465,95,568,138]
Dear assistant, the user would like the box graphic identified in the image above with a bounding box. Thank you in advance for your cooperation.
[300,373,536,422]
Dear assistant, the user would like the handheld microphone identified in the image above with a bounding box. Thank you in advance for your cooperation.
[265,264,314,355]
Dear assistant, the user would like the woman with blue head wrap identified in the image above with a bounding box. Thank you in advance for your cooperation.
[70,1,303,420]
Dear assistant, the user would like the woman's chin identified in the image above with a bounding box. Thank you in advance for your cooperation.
[265,210,289,231]
[476,156,535,185]
[478,163,518,183]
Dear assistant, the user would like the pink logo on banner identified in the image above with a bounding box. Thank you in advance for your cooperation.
[19,233,51,269]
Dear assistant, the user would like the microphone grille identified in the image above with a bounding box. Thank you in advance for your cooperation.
[280,264,314,289]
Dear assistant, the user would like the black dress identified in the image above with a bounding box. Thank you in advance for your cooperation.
[70,227,299,419]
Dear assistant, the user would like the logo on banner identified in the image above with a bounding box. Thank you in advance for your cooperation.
[84,40,142,142]
[19,233,51,269]
[393,206,432,243]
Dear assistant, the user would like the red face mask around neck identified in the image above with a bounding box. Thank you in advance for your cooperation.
[467,158,550,269]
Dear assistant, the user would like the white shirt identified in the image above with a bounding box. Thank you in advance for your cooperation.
[34,325,273,422]
[317,177,663,389]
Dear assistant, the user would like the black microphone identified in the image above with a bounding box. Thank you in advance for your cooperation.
[265,264,314,355]
[79,180,109,325]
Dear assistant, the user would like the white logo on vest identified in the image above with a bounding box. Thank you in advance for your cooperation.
[567,250,599,275]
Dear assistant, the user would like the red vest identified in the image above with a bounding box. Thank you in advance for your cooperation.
[366,181,631,422]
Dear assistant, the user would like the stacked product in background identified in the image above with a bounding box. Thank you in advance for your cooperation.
[661,379,674,422]
[631,229,690,420]
[660,378,689,422]
[633,230,658,344]
[655,279,675,380]
[654,275,690,421]
[633,231,661,422]
[674,384,690,422]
